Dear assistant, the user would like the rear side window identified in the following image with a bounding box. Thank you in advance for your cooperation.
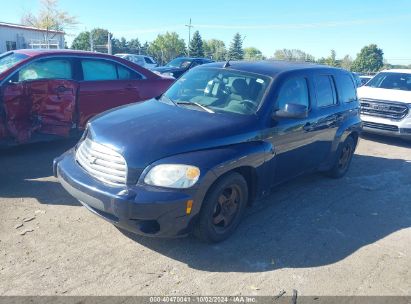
[144,57,154,64]
[315,75,336,107]
[336,74,357,103]
[82,59,117,81]
[277,77,310,109]
[118,65,142,80]
[19,59,72,81]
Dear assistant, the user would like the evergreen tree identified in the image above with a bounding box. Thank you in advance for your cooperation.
[228,33,244,60]
[189,31,204,57]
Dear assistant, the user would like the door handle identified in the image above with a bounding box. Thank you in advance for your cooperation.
[303,122,313,131]
[125,84,136,90]
[55,86,71,93]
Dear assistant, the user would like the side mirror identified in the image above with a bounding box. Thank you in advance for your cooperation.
[273,103,308,119]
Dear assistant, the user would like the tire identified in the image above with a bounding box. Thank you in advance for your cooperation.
[193,172,248,243]
[325,136,356,179]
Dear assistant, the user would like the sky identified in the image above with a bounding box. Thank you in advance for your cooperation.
[1,0,411,64]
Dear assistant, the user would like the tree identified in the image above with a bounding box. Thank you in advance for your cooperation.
[71,31,90,50]
[351,44,384,73]
[189,31,204,57]
[148,32,186,65]
[324,49,339,67]
[71,28,109,52]
[244,47,263,61]
[273,49,315,62]
[21,0,77,44]
[112,37,129,54]
[204,39,226,60]
[340,55,353,71]
[128,38,142,54]
[228,33,244,60]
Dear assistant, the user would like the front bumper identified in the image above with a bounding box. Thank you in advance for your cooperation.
[54,149,201,237]
[361,115,411,139]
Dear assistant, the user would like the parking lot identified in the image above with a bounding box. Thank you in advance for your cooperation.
[0,134,410,296]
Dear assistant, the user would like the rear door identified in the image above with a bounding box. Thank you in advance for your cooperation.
[76,58,145,128]
[2,57,77,143]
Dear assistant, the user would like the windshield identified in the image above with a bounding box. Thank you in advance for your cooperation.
[366,72,411,91]
[0,52,29,74]
[163,68,270,115]
[166,58,192,69]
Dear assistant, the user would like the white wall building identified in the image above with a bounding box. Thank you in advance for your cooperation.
[0,21,65,53]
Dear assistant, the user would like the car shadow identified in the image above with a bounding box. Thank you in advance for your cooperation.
[0,138,81,206]
[121,154,411,272]
[361,133,411,148]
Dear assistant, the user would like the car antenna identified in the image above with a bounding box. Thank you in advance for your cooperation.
[223,59,231,68]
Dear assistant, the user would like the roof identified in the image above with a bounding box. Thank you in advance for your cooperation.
[203,60,337,77]
[13,49,111,57]
[0,21,64,34]
[381,69,411,74]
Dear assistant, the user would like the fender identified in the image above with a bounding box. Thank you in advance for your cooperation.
[320,106,362,170]
[139,140,274,216]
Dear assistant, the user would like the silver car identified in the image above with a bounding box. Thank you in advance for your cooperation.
[115,54,158,70]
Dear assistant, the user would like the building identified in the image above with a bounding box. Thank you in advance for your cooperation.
[0,21,65,53]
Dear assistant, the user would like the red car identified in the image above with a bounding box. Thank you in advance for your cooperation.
[0,49,174,146]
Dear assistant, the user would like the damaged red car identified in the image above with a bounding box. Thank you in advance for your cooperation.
[0,49,174,147]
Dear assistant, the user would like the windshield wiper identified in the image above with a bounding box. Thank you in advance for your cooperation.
[176,101,215,113]
[159,94,177,106]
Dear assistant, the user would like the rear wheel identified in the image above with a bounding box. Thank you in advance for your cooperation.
[194,172,248,243]
[325,136,356,178]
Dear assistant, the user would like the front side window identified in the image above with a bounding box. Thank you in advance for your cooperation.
[315,75,336,107]
[166,58,192,69]
[144,57,154,64]
[81,59,117,81]
[277,77,309,110]
[0,52,28,74]
[366,72,411,91]
[163,68,270,115]
[19,58,72,81]
[336,74,357,103]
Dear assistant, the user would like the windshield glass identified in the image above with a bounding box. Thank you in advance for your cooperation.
[366,72,411,91]
[0,52,29,74]
[163,68,270,115]
[166,58,192,69]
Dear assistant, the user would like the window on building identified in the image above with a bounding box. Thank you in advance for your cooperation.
[6,41,17,51]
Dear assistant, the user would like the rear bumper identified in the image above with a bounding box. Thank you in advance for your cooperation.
[54,149,201,237]
[361,115,411,139]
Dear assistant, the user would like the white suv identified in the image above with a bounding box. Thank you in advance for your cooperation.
[115,54,158,70]
[357,69,411,140]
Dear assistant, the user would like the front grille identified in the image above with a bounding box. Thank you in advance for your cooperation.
[363,122,399,132]
[360,99,409,120]
[76,138,127,186]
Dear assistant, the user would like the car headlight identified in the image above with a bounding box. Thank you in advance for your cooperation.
[144,164,200,188]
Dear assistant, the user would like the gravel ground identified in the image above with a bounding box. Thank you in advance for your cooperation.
[0,134,410,296]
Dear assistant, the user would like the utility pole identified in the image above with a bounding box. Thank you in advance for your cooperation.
[185,18,193,56]
[89,31,94,52]
[107,32,112,55]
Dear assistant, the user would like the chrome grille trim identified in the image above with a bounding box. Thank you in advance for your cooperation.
[360,99,409,120]
[76,138,127,186]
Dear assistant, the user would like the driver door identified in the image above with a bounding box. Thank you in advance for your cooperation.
[267,76,317,184]
[2,57,77,143]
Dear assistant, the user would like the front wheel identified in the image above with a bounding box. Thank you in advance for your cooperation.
[193,172,248,243]
[325,136,356,178]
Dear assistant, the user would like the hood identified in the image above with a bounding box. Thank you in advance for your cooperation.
[152,66,185,73]
[87,99,260,170]
[357,86,411,104]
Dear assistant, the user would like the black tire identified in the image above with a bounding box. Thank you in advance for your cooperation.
[193,172,248,243]
[325,136,356,178]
